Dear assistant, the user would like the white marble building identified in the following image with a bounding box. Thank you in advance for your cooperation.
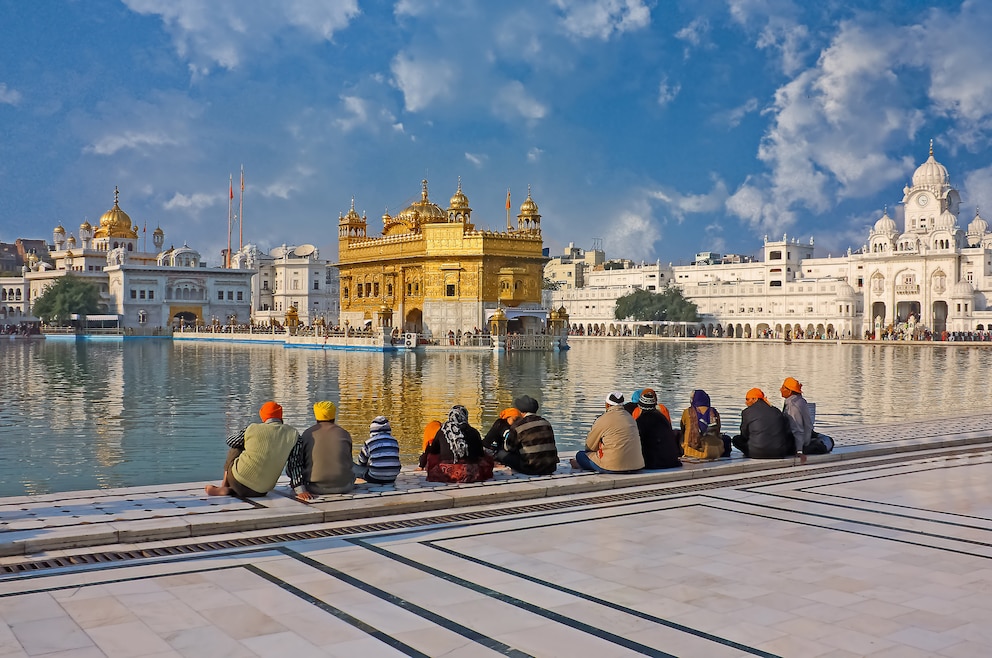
[551,146,992,338]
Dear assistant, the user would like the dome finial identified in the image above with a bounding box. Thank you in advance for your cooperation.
[456,175,462,192]
[421,179,429,201]
[929,138,934,157]
[351,196,355,211]
[883,204,887,216]
[114,185,120,205]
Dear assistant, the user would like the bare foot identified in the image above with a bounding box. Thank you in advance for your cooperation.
[205,484,231,496]
[569,458,580,469]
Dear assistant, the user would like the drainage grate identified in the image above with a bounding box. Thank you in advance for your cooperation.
[1,447,984,577]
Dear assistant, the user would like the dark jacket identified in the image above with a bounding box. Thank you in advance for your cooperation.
[740,400,794,458]
[503,413,559,475]
[483,418,512,452]
[428,424,486,463]
[635,408,683,469]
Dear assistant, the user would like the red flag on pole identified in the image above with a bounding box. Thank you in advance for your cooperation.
[506,188,511,210]
[230,178,234,199]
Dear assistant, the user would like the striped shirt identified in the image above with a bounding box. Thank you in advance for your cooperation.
[357,432,402,482]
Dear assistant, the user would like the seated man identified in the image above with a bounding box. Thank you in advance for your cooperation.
[496,395,558,475]
[205,401,307,498]
[732,388,794,459]
[298,400,355,497]
[781,377,833,463]
[571,391,644,473]
[634,388,682,469]
[355,416,402,484]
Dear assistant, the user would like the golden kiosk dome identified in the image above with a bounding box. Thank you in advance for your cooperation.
[396,179,446,227]
[94,186,139,240]
[449,177,469,210]
[519,187,539,214]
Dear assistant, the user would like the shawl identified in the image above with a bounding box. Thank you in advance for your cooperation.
[691,389,712,436]
[442,405,470,461]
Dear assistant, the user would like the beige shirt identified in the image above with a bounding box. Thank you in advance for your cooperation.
[585,406,644,472]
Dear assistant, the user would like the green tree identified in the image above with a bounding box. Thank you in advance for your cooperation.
[542,277,562,291]
[31,275,101,324]
[614,285,698,322]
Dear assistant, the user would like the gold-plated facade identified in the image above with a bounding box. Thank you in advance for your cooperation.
[336,180,547,335]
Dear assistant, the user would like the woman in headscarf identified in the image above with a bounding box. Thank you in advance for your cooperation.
[417,419,442,469]
[482,407,522,453]
[424,405,494,482]
[679,389,725,460]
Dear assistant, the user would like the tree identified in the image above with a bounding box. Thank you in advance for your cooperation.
[31,275,101,324]
[542,277,562,291]
[614,285,698,322]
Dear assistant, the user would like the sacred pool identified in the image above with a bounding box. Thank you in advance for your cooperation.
[1,338,989,497]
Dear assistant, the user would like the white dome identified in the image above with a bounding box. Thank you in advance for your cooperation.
[872,211,897,235]
[951,279,974,298]
[935,209,956,230]
[912,150,949,189]
[833,282,857,300]
[968,212,988,236]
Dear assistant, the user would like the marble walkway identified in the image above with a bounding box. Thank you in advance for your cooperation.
[1,414,992,656]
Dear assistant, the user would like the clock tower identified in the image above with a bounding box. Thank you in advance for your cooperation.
[901,140,961,234]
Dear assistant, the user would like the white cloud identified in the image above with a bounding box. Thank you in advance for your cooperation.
[602,208,661,261]
[84,131,179,156]
[554,0,651,40]
[657,76,680,107]
[649,176,729,221]
[333,95,400,133]
[715,97,759,128]
[390,52,456,112]
[493,80,547,121]
[675,16,709,56]
[122,0,360,71]
[727,0,811,75]
[163,191,223,211]
[0,83,22,105]
[527,147,544,162]
[464,152,486,167]
[962,164,992,221]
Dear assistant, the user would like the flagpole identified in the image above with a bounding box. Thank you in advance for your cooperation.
[506,188,511,231]
[227,174,233,268]
[239,165,244,252]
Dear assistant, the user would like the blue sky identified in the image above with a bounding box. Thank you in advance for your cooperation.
[3,0,992,266]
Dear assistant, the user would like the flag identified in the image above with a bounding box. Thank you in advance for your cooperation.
[240,166,244,192]
[143,222,146,234]
[506,188,511,210]
[229,177,234,199]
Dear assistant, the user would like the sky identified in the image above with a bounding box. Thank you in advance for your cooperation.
[3,0,992,267]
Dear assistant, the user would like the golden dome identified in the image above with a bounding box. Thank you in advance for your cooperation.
[66,234,77,247]
[80,220,92,231]
[449,177,470,210]
[54,224,65,235]
[153,226,164,237]
[94,186,138,240]
[519,186,539,214]
[491,307,507,321]
[396,179,446,226]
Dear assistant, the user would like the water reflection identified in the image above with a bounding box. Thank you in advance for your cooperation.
[1,338,989,496]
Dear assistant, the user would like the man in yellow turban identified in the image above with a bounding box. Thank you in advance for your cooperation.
[297,400,356,497]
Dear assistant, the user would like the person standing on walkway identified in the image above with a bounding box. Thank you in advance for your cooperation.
[298,400,355,497]
[497,395,559,475]
[205,401,306,498]
[572,391,644,473]
[355,416,402,484]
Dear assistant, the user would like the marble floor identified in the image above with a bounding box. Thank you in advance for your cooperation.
[2,446,992,657]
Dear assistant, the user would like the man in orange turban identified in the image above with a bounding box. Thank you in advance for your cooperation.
[731,387,793,459]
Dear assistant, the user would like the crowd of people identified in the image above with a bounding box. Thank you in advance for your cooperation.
[204,377,833,499]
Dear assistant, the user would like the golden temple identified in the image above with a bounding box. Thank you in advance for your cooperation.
[336,179,548,336]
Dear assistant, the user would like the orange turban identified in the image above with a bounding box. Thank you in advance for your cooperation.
[259,401,283,421]
[422,420,442,452]
[782,377,802,394]
[499,407,523,422]
[745,388,767,404]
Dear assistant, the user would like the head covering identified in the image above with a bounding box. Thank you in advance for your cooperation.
[369,416,391,436]
[690,389,712,436]
[631,389,644,404]
[638,388,657,409]
[745,388,767,404]
[422,420,442,452]
[441,405,470,460]
[782,377,802,394]
[259,401,283,421]
[606,391,625,407]
[499,407,523,421]
[513,395,539,414]
[313,400,336,421]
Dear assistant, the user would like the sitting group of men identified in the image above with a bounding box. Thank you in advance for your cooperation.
[204,377,830,500]
[205,400,401,501]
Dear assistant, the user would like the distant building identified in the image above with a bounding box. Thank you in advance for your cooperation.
[552,145,992,338]
[544,242,605,290]
[335,179,548,336]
